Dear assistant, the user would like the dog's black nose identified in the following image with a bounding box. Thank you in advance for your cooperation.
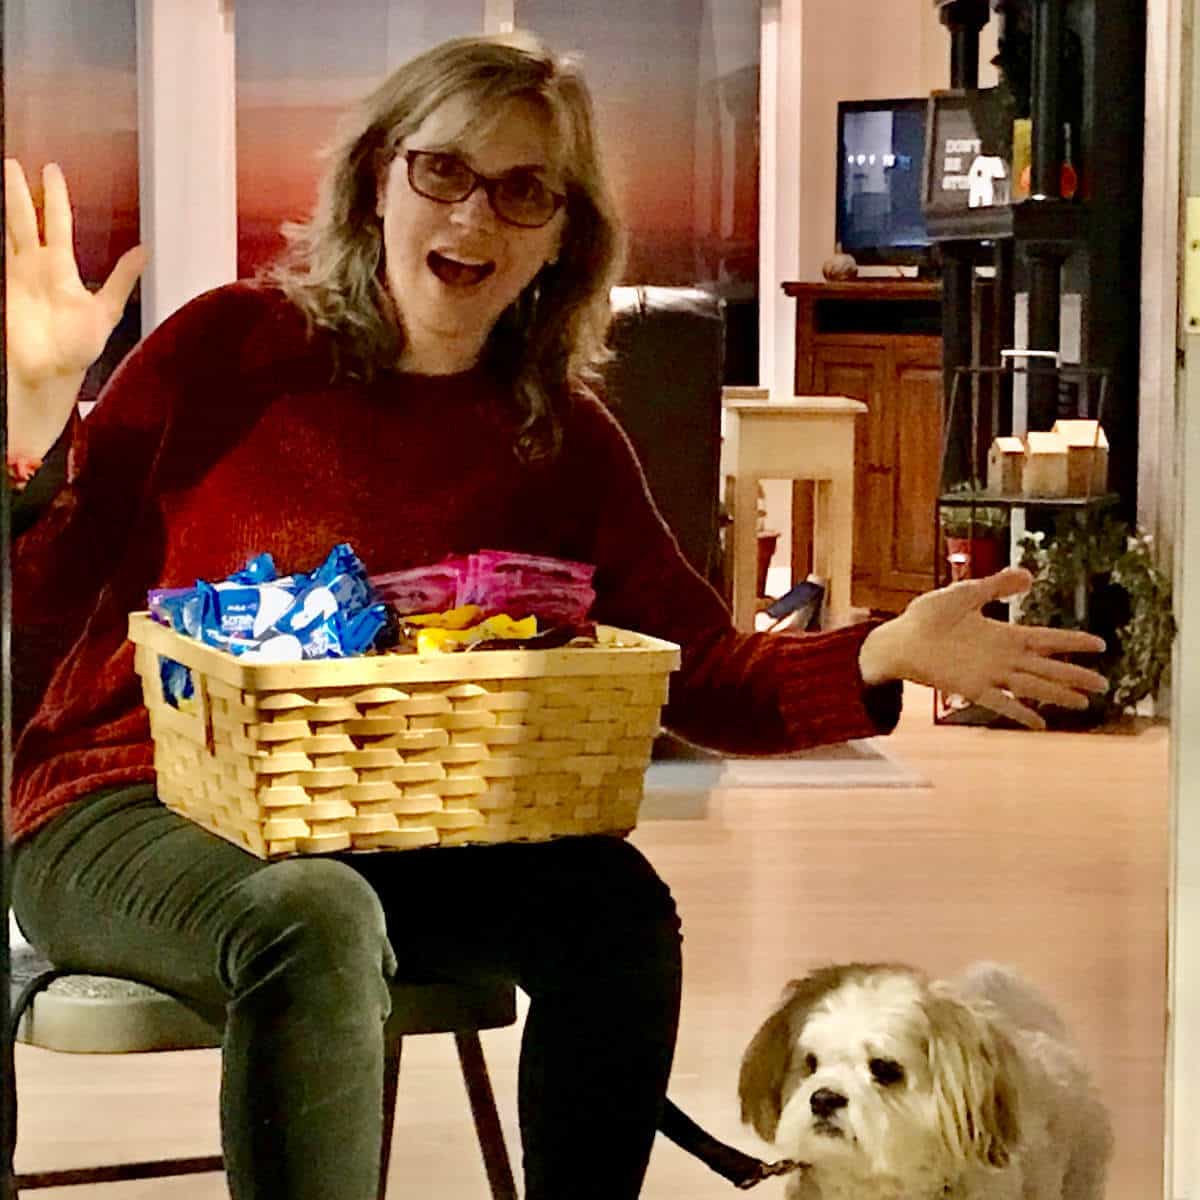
[810,1088,848,1118]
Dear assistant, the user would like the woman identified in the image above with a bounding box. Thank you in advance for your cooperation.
[5,31,1104,1200]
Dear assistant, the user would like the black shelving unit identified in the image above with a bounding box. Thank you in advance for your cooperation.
[927,0,1145,521]
[929,3,1142,730]
[926,193,1083,247]
[932,359,1117,724]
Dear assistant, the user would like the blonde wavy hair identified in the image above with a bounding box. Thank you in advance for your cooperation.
[267,31,626,462]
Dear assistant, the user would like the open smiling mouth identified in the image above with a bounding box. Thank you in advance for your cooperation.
[428,251,495,287]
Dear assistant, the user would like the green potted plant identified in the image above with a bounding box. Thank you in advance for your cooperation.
[940,481,1009,580]
[1016,511,1176,724]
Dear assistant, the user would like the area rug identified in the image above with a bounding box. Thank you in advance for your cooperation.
[640,735,929,820]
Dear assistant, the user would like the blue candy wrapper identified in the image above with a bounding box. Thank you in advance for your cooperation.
[149,545,388,704]
[159,656,195,706]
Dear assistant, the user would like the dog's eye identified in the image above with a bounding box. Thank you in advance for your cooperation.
[803,1053,818,1074]
[869,1057,905,1087]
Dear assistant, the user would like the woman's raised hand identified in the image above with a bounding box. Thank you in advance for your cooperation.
[5,160,147,460]
[858,566,1108,730]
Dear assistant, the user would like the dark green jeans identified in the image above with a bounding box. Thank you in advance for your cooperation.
[13,786,682,1199]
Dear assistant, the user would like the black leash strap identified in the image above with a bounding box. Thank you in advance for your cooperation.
[658,1098,805,1189]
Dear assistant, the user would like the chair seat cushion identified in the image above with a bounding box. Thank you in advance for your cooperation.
[10,943,223,1054]
[11,943,517,1054]
[384,979,517,1036]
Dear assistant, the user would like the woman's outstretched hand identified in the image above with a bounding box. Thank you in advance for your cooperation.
[858,566,1107,730]
[5,160,147,460]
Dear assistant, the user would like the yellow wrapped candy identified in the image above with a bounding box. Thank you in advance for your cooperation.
[415,613,537,655]
[403,604,483,629]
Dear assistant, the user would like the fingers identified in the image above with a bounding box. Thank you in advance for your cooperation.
[972,565,1033,603]
[4,158,41,253]
[5,159,145,325]
[1023,624,1106,657]
[41,162,74,252]
[1019,652,1108,695]
[95,243,148,322]
[1008,669,1091,710]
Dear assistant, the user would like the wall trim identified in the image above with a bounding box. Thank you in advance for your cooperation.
[136,0,238,332]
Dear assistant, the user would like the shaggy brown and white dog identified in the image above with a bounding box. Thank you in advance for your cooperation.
[738,962,1111,1200]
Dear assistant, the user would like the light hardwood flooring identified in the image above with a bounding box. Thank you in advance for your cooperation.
[10,685,1170,1198]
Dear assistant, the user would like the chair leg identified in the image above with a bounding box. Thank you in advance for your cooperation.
[8,968,72,1200]
[377,1035,402,1200]
[454,1032,516,1200]
[6,1027,19,1200]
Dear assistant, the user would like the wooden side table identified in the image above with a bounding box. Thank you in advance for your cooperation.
[722,395,867,632]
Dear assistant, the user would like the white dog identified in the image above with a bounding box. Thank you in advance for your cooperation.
[738,962,1111,1200]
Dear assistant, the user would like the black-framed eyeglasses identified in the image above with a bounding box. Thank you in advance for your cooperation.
[403,150,566,230]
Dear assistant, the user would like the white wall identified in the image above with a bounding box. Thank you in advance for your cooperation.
[790,0,997,284]
[761,2,998,563]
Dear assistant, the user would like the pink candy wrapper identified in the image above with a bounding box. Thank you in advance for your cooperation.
[457,550,595,623]
[371,550,596,625]
[370,558,468,616]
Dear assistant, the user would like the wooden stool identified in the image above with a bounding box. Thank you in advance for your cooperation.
[722,392,866,631]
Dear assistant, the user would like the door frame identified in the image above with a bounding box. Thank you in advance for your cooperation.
[1160,1,1196,1196]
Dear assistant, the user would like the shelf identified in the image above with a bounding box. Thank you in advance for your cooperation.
[782,281,941,301]
[937,491,1119,510]
[925,196,1085,248]
[933,700,1025,729]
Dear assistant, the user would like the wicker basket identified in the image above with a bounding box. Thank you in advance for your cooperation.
[128,612,680,859]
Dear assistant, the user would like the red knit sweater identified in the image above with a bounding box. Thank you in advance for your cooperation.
[11,282,900,842]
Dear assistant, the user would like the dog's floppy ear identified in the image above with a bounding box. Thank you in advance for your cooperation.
[739,983,801,1141]
[739,964,867,1142]
[924,987,1024,1169]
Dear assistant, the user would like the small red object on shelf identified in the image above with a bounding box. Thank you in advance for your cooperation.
[1060,123,1078,200]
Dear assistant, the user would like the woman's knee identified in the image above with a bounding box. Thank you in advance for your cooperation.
[221,858,395,994]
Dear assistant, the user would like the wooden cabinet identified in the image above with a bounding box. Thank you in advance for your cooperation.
[784,281,942,613]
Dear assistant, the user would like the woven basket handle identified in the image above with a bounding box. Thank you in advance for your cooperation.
[133,644,216,754]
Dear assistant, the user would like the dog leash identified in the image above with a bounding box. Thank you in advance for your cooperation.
[658,1098,806,1189]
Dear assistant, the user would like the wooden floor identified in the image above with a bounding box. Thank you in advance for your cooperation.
[11,685,1170,1198]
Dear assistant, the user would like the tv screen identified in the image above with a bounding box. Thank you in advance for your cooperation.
[836,97,932,268]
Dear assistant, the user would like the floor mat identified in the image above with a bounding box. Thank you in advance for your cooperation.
[640,735,929,819]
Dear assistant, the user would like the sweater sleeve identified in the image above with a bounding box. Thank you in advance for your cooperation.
[561,393,902,755]
[9,412,75,538]
[9,318,185,733]
[9,284,276,734]
[10,283,317,736]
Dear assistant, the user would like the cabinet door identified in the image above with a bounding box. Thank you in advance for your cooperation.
[810,343,888,603]
[874,341,942,603]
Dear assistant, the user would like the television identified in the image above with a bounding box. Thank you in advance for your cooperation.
[836,97,934,272]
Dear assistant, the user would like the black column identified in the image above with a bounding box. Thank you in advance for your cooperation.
[993,239,1016,439]
[936,0,990,87]
[1025,0,1067,426]
[936,0,991,486]
[1030,0,1063,197]
[1025,249,1067,428]
[949,27,981,89]
[941,248,976,485]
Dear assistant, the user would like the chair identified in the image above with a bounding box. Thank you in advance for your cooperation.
[605,286,726,586]
[6,941,517,1198]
